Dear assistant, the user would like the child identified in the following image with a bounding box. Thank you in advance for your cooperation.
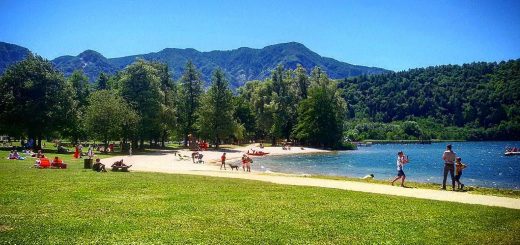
[455,157,467,190]
[391,151,409,187]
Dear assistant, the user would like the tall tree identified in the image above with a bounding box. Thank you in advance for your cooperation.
[65,70,90,143]
[196,68,235,148]
[119,59,164,149]
[293,69,346,147]
[151,62,177,147]
[178,60,203,146]
[270,65,294,144]
[0,53,73,148]
[293,64,309,101]
[96,72,109,90]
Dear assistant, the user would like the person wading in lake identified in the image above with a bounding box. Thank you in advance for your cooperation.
[442,144,457,190]
[391,151,409,187]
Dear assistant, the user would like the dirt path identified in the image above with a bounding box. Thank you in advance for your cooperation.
[102,148,520,210]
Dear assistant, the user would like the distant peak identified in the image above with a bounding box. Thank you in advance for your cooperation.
[78,49,104,58]
[268,42,307,48]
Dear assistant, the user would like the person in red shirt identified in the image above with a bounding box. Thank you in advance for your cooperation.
[220,153,226,170]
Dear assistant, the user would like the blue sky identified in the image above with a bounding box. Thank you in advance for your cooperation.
[1,0,519,71]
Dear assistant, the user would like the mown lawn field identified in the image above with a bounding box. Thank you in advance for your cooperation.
[1,150,519,244]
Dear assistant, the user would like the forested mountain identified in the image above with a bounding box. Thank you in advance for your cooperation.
[0,41,388,88]
[0,42,30,74]
[51,50,118,81]
[108,42,388,87]
[340,60,520,140]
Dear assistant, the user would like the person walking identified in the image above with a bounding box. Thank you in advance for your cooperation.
[220,153,227,170]
[391,151,409,187]
[442,144,457,190]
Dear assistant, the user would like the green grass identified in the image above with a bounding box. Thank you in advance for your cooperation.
[1,151,519,244]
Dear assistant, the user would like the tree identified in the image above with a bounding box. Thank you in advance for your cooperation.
[293,70,346,147]
[293,64,309,101]
[270,65,295,144]
[119,59,164,149]
[196,68,235,148]
[151,62,177,147]
[96,72,109,90]
[0,53,73,148]
[65,70,90,143]
[84,90,138,152]
[178,60,203,146]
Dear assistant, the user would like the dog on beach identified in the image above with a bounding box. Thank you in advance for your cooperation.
[362,174,374,180]
[229,163,240,171]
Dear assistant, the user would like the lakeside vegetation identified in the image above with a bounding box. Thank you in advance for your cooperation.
[1,55,519,153]
[1,153,519,244]
[341,60,520,141]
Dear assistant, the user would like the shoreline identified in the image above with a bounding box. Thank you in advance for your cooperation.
[101,145,520,207]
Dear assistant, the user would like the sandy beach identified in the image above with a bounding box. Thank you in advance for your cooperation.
[102,144,520,210]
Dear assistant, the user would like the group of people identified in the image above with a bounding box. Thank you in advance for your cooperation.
[91,158,132,172]
[506,147,518,153]
[7,149,47,161]
[7,150,25,160]
[27,150,67,169]
[219,153,252,172]
[391,144,468,191]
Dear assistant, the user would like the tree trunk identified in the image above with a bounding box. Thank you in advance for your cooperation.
[37,135,42,149]
[139,139,144,150]
[104,139,108,153]
[271,136,276,146]
[161,132,166,148]
[215,137,219,149]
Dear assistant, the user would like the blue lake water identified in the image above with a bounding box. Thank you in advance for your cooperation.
[252,141,520,189]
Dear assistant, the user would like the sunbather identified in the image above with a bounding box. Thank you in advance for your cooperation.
[93,158,107,172]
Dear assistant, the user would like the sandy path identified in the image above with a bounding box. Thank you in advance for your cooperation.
[102,145,520,210]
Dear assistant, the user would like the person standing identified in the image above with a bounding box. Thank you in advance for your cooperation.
[391,151,409,187]
[220,153,227,170]
[455,157,467,190]
[442,144,457,190]
[87,145,94,159]
[78,144,83,158]
[241,154,248,171]
[246,155,252,172]
[73,144,80,159]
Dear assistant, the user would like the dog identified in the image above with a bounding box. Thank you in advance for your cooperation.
[362,174,375,180]
[229,163,240,171]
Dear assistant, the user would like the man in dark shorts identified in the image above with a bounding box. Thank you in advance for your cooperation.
[442,144,456,190]
[391,151,409,187]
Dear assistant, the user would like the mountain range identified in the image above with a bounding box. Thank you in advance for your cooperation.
[0,41,389,87]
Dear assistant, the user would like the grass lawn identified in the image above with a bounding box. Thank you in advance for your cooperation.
[1,150,519,244]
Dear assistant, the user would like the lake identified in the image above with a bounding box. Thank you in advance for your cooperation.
[252,141,520,189]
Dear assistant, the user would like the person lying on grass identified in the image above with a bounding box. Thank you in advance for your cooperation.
[111,159,131,168]
[391,151,409,187]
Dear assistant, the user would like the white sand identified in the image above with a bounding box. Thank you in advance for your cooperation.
[101,144,520,210]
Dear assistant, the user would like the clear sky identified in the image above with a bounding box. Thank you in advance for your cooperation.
[1,0,519,71]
